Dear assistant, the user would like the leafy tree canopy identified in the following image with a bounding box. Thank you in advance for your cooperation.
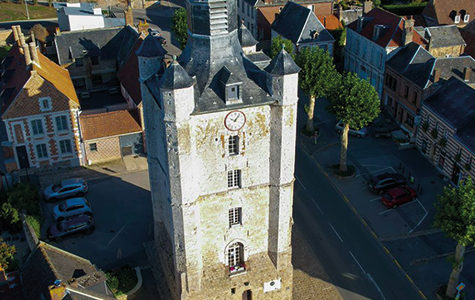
[295,46,341,100]
[328,72,380,129]
[172,8,188,49]
[0,238,16,270]
[434,177,475,246]
[270,35,294,59]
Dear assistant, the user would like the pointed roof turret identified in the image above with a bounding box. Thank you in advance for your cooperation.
[136,29,167,57]
[265,46,300,75]
[160,56,193,90]
[238,22,258,47]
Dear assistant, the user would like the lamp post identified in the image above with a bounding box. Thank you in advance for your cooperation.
[24,0,30,20]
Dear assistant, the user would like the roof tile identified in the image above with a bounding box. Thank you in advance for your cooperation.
[79,109,142,140]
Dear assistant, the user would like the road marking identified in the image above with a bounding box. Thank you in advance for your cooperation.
[367,273,387,300]
[329,223,343,242]
[312,199,324,215]
[107,224,127,247]
[369,197,381,202]
[378,208,393,215]
[349,251,366,274]
[408,199,428,234]
[295,176,306,190]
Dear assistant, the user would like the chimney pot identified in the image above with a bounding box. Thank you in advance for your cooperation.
[357,16,364,32]
[11,26,19,42]
[19,33,26,48]
[363,0,373,15]
[23,44,31,65]
[29,42,39,66]
[464,67,471,81]
[434,69,440,83]
[30,31,36,46]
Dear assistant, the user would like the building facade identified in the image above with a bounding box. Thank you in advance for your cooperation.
[138,0,299,298]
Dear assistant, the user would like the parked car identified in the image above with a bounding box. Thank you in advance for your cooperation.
[335,121,368,138]
[52,198,92,221]
[381,186,417,208]
[43,178,88,202]
[368,172,407,193]
[48,214,95,241]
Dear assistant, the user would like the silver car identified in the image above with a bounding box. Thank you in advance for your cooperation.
[43,178,88,202]
[335,121,368,138]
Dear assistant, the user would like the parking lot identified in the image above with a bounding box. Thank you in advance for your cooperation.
[40,170,153,269]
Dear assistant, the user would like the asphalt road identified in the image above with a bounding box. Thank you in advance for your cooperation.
[293,145,423,300]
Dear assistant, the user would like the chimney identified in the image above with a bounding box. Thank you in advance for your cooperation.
[30,30,36,46]
[403,16,414,45]
[19,33,26,48]
[433,69,440,83]
[29,42,39,65]
[48,282,67,300]
[125,0,134,26]
[363,0,373,15]
[23,44,31,65]
[11,26,19,42]
[357,16,364,32]
[464,67,472,81]
[323,16,327,28]
[14,26,22,46]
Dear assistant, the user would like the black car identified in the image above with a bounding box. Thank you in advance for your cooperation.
[48,214,95,241]
[368,172,407,193]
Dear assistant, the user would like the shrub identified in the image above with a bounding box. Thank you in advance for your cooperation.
[381,2,427,16]
[172,8,188,49]
[26,214,41,238]
[106,272,119,293]
[7,183,40,216]
[0,238,16,271]
[106,266,137,296]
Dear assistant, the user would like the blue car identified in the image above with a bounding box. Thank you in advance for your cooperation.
[52,198,92,221]
[43,178,88,202]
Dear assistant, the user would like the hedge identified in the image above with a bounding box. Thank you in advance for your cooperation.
[382,2,427,16]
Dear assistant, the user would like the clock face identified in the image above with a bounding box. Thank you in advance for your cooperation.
[224,111,246,131]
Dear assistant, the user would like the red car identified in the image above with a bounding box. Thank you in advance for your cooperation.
[381,186,417,208]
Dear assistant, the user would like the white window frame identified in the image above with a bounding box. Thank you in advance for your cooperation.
[59,139,73,155]
[455,15,461,23]
[35,143,49,160]
[229,207,242,227]
[227,242,244,267]
[55,115,69,132]
[464,14,470,23]
[227,169,241,188]
[39,97,52,112]
[30,119,44,136]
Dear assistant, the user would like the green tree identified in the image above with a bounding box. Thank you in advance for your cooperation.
[172,8,188,49]
[373,0,381,7]
[7,183,40,216]
[295,46,341,133]
[270,35,294,59]
[0,202,20,226]
[434,177,475,298]
[328,72,380,172]
[0,238,16,270]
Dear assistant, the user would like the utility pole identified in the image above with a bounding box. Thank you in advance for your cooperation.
[24,0,30,20]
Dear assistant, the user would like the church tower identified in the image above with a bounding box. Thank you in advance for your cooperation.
[137,0,299,297]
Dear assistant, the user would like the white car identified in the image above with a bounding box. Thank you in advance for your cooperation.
[335,121,368,138]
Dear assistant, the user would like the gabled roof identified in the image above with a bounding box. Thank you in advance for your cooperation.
[422,0,475,26]
[317,14,343,30]
[271,1,334,45]
[414,25,466,48]
[432,56,475,84]
[21,242,111,300]
[79,109,142,140]
[387,42,435,88]
[55,26,139,65]
[347,8,425,48]
[117,36,143,105]
[424,77,475,152]
[1,44,79,116]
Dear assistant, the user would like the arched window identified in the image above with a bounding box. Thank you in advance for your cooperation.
[228,242,245,274]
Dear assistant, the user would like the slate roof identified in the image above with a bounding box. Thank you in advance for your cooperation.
[245,51,271,69]
[0,44,79,116]
[135,30,167,58]
[117,37,143,105]
[461,20,475,58]
[414,25,466,48]
[79,109,142,140]
[21,242,111,300]
[158,59,194,90]
[387,42,435,88]
[272,2,334,45]
[423,77,475,151]
[432,56,475,84]
[347,8,426,48]
[238,23,257,47]
[55,25,139,65]
[265,47,300,75]
[422,0,475,26]
[53,2,95,11]
[247,0,331,8]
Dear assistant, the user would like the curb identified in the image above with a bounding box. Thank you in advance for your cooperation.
[299,139,427,300]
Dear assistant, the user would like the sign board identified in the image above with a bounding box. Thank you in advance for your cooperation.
[263,278,281,293]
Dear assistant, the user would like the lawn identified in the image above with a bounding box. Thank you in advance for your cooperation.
[0,2,56,22]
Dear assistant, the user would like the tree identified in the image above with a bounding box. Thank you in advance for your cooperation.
[172,8,188,49]
[328,72,379,172]
[30,24,49,44]
[295,47,341,133]
[434,177,475,298]
[0,202,20,226]
[270,35,294,59]
[7,183,40,216]
[0,238,16,271]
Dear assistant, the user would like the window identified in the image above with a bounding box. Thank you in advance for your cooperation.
[228,242,244,271]
[464,14,470,23]
[229,207,242,226]
[228,135,239,155]
[91,56,99,65]
[31,119,44,135]
[228,85,240,100]
[412,91,418,104]
[55,115,68,131]
[404,85,409,98]
[227,170,241,188]
[455,15,461,23]
[59,140,72,154]
[36,144,48,159]
[39,97,51,112]
[89,143,97,151]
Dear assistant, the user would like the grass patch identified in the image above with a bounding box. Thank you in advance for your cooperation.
[0,2,56,22]
[106,266,137,296]
[0,45,11,60]
[25,214,42,238]
[331,164,356,177]
[382,2,427,15]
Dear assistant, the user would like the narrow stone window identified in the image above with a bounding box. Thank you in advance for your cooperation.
[228,135,239,156]
[229,207,242,227]
[227,170,241,188]
[89,143,97,152]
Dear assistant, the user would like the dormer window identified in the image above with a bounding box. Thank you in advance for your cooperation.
[218,66,243,105]
[455,15,461,23]
[228,85,240,100]
[39,97,51,112]
[464,14,470,23]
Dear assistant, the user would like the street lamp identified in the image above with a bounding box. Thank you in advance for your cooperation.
[24,0,30,20]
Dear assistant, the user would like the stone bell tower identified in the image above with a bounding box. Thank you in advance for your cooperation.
[137,0,300,298]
